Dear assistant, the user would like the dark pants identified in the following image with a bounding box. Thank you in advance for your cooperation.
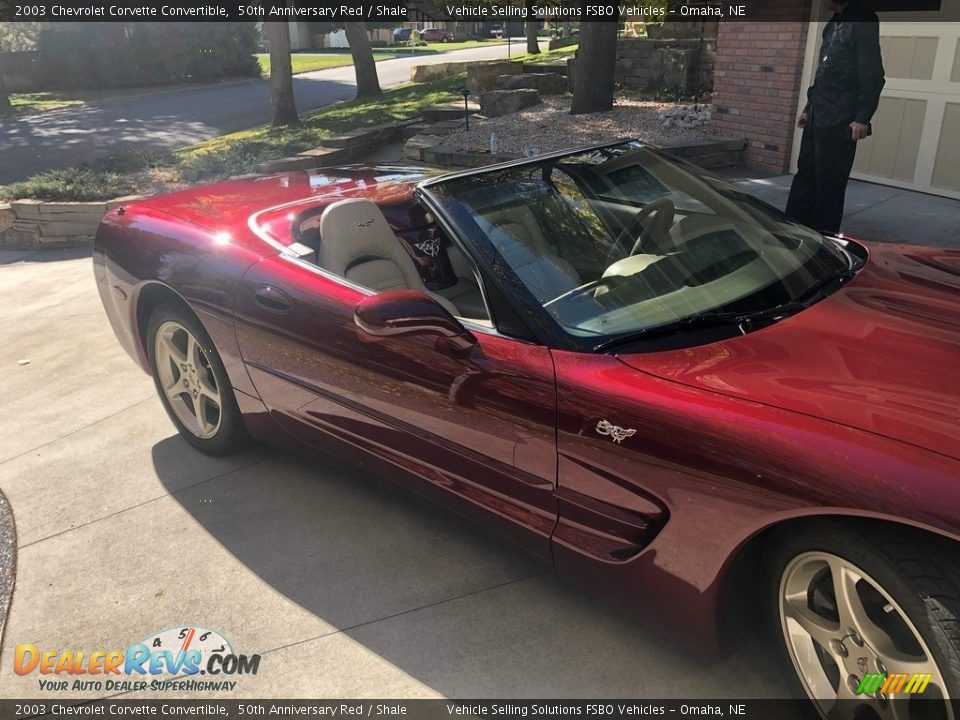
[785,124,859,234]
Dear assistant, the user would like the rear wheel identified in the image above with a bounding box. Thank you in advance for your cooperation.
[146,304,247,455]
[765,523,960,719]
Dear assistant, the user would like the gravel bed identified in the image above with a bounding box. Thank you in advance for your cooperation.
[0,491,15,641]
[445,96,718,155]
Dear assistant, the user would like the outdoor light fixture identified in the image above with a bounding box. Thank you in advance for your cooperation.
[459,87,471,130]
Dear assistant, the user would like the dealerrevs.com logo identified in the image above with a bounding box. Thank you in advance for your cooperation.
[14,626,261,692]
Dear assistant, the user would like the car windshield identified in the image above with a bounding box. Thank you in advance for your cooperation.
[424,141,856,349]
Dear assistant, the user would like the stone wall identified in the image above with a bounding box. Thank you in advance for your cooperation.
[410,61,470,83]
[0,198,144,249]
[711,15,811,172]
[613,37,716,93]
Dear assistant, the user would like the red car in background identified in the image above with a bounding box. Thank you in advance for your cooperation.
[94,141,960,717]
[420,27,456,43]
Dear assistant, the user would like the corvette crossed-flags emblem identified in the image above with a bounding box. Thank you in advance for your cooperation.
[595,420,637,444]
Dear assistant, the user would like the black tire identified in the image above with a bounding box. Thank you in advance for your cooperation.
[763,521,960,713]
[146,303,247,456]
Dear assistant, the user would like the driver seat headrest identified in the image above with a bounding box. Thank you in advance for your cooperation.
[318,198,426,293]
[317,198,460,316]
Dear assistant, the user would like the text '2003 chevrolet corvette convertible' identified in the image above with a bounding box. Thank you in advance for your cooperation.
[94,140,960,717]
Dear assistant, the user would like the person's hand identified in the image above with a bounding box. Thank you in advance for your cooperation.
[850,121,870,140]
[797,113,808,128]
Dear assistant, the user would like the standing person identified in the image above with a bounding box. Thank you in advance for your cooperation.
[786,0,885,234]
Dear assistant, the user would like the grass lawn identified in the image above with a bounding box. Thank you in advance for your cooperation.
[8,93,86,115]
[257,40,509,76]
[256,51,407,76]
[1,74,471,201]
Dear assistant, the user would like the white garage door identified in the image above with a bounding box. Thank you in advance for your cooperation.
[795,9,960,199]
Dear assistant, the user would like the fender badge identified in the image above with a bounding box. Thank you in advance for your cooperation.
[595,420,636,444]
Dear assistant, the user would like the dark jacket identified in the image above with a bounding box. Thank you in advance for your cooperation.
[805,1,886,128]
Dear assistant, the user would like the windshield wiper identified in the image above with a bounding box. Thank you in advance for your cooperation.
[594,258,861,353]
[792,263,859,305]
[593,302,805,352]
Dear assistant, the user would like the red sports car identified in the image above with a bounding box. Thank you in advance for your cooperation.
[94,141,960,716]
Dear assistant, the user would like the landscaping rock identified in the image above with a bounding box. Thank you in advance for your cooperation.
[411,61,469,83]
[255,156,319,174]
[422,145,518,168]
[297,147,352,165]
[0,204,13,233]
[37,220,102,238]
[480,89,542,118]
[422,106,478,123]
[659,104,712,130]
[495,73,567,95]
[106,195,152,210]
[467,61,522,93]
[320,127,386,149]
[9,200,43,219]
[4,226,41,248]
[522,62,567,76]
[404,134,444,161]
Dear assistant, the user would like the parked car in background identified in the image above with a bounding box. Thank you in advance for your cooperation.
[421,27,456,43]
[489,24,503,39]
[94,141,960,718]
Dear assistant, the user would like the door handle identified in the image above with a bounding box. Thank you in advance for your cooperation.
[253,285,291,312]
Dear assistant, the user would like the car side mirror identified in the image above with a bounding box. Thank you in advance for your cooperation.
[354,290,477,352]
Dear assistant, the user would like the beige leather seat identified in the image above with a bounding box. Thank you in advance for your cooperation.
[437,245,486,319]
[480,205,581,303]
[318,198,460,316]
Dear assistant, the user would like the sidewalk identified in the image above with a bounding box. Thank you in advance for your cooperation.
[731,173,960,250]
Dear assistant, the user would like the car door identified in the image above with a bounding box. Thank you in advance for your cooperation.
[234,253,557,558]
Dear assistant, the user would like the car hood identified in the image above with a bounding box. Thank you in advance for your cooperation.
[617,243,960,460]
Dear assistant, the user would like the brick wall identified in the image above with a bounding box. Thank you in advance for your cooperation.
[712,15,811,173]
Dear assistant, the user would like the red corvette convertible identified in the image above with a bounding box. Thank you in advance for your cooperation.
[94,141,960,715]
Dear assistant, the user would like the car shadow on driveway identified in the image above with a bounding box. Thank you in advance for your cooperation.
[151,434,792,699]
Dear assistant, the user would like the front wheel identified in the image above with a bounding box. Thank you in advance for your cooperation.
[146,304,247,455]
[765,523,960,719]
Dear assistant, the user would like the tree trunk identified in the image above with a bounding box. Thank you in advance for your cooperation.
[266,21,299,126]
[525,2,540,54]
[570,22,618,115]
[344,23,381,100]
[0,74,13,117]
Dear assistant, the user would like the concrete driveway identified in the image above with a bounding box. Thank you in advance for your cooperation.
[0,42,538,185]
[0,248,791,699]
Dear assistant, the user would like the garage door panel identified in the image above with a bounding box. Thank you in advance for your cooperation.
[952,37,960,82]
[932,103,960,191]
[880,36,939,80]
[853,97,926,181]
[797,21,960,197]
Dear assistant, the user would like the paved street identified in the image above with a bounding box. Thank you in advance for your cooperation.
[0,42,533,185]
[0,249,789,699]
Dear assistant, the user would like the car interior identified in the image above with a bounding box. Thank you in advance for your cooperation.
[288,146,833,341]
[424,146,839,339]
[295,197,491,324]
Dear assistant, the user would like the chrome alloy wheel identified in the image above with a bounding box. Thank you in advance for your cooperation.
[154,320,222,439]
[779,551,953,720]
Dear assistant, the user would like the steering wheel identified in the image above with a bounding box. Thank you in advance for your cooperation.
[616,198,676,257]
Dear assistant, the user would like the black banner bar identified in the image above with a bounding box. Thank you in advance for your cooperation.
[0,1,838,24]
[5,699,960,720]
